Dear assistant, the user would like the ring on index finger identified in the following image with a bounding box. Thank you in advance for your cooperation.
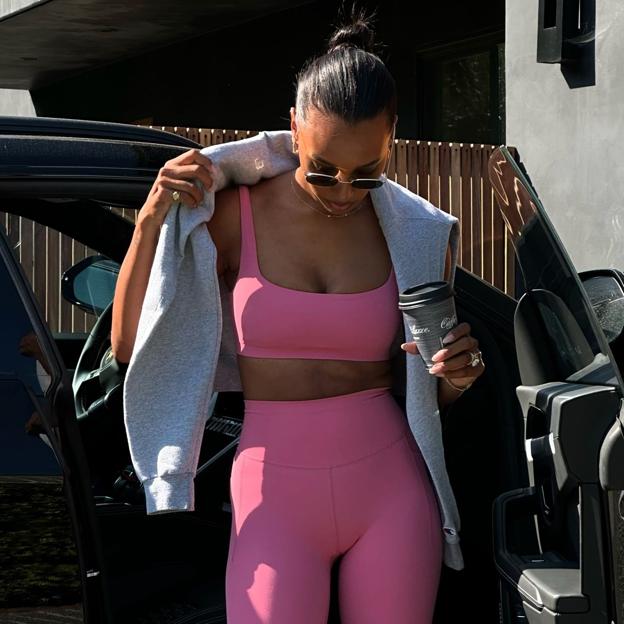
[171,190,181,202]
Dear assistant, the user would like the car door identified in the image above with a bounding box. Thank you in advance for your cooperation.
[1,134,233,623]
[488,147,624,623]
[0,220,112,623]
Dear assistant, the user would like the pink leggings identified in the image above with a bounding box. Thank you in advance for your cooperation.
[225,386,443,623]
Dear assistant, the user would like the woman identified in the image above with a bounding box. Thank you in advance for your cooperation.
[113,8,484,624]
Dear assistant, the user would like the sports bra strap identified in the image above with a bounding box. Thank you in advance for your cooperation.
[238,185,259,276]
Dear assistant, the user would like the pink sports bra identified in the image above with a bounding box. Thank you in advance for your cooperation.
[231,185,402,361]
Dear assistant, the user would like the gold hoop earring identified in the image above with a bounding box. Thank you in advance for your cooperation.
[292,141,299,154]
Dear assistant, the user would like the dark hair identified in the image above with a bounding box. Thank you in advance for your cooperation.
[294,5,397,128]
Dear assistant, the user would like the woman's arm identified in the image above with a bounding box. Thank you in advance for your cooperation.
[111,149,214,363]
[111,213,162,363]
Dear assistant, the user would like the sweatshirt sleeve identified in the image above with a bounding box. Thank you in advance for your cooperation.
[122,130,298,514]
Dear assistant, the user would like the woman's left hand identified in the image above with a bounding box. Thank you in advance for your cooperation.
[401,322,485,390]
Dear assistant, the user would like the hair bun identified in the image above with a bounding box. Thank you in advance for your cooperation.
[327,7,376,54]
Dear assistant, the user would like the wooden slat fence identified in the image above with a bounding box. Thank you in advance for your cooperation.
[146,125,518,297]
[1,126,516,334]
[0,212,101,334]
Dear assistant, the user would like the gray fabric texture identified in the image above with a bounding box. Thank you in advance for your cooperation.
[122,130,464,569]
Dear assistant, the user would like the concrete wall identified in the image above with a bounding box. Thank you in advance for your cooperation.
[0,1,45,116]
[0,0,42,16]
[506,1,624,272]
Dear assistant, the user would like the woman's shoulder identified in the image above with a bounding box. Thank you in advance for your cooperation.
[212,185,240,230]
[209,186,242,276]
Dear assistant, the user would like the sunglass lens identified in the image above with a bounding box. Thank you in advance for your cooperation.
[305,173,336,187]
[352,179,384,189]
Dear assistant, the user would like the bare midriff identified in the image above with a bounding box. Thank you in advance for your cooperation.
[236,355,394,401]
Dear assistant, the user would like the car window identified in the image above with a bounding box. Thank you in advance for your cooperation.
[0,223,83,613]
[489,148,623,387]
[401,143,518,299]
[0,210,122,374]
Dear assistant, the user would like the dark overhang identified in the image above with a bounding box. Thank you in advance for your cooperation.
[0,0,313,90]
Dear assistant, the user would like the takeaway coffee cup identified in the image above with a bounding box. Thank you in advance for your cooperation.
[398,281,458,369]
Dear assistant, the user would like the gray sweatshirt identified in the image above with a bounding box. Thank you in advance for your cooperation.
[122,130,463,570]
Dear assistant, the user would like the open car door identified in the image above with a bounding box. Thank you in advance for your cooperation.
[0,221,111,622]
[488,148,624,623]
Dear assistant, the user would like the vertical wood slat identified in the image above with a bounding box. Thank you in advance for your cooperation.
[173,127,189,139]
[460,145,473,272]
[449,145,462,262]
[439,144,451,215]
[187,127,199,144]
[406,142,418,194]
[73,241,87,332]
[481,146,494,287]
[199,129,212,147]
[33,222,46,311]
[429,143,440,209]
[394,140,407,189]
[417,142,429,200]
[387,137,397,181]
[471,145,483,278]
[60,232,74,332]
[47,228,59,332]
[20,218,34,289]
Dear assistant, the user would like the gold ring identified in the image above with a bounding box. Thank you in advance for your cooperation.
[171,190,181,202]
[468,350,483,368]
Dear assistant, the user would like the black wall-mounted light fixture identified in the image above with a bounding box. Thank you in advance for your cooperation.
[537,0,594,64]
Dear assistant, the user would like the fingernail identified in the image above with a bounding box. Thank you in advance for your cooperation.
[442,334,455,345]
[400,343,408,350]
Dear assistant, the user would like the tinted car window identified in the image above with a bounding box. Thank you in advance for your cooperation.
[489,148,622,387]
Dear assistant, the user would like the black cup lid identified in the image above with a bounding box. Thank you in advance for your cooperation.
[398,280,455,307]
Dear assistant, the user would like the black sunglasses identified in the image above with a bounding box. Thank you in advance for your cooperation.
[304,172,388,189]
[304,126,396,190]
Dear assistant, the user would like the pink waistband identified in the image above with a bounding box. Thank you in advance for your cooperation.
[238,386,410,467]
[243,386,393,410]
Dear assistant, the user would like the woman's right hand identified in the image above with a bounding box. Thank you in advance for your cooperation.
[138,148,216,227]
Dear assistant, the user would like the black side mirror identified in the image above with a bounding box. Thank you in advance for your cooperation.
[579,269,624,344]
[61,255,119,315]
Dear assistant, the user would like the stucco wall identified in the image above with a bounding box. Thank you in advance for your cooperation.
[0,88,35,115]
[506,0,624,272]
[0,1,43,116]
[0,0,41,16]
